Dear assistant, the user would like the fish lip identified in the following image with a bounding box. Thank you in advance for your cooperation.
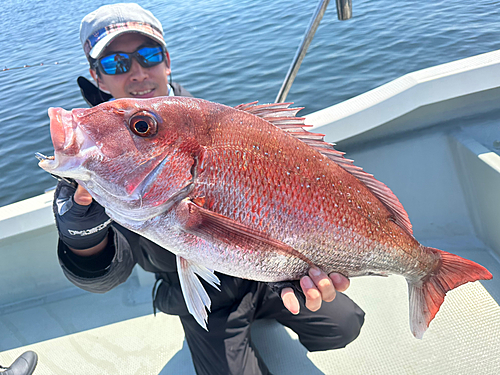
[37,154,56,172]
[39,108,93,180]
[39,107,74,173]
[38,108,66,173]
[48,107,64,152]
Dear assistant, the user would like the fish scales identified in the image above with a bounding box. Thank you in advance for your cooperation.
[39,96,492,337]
[192,105,423,279]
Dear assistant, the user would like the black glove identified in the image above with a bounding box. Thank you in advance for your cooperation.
[266,280,306,306]
[53,180,112,250]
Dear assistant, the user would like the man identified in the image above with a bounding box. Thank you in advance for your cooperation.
[53,3,365,374]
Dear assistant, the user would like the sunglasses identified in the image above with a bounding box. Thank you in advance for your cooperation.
[96,45,166,75]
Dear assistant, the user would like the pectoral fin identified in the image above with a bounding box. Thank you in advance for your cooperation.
[176,255,220,330]
[176,198,313,266]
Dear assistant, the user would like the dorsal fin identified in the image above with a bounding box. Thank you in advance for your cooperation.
[235,101,413,236]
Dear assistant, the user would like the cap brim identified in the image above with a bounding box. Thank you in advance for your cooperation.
[89,30,167,59]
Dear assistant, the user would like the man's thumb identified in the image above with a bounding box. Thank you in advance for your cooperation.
[73,185,93,206]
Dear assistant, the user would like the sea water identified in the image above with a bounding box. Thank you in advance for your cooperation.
[1,0,499,207]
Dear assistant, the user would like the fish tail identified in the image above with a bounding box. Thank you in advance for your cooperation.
[408,247,492,339]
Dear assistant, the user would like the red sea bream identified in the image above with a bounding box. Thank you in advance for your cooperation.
[38,97,492,337]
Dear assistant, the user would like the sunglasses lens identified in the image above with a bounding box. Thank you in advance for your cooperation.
[136,46,164,67]
[99,53,131,75]
[98,46,164,75]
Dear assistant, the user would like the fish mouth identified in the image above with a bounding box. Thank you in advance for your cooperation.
[38,107,92,180]
[49,107,70,152]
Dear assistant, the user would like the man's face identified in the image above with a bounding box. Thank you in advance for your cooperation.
[90,33,171,99]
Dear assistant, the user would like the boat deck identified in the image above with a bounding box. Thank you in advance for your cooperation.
[2,50,500,374]
[0,228,499,374]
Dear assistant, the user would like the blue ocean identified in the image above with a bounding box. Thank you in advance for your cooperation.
[1,0,499,207]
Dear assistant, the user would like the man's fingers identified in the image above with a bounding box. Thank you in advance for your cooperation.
[300,276,322,312]
[290,269,351,314]
[309,267,336,302]
[281,287,300,315]
[330,272,350,292]
[74,185,93,206]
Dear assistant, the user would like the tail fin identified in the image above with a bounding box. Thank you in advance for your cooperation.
[408,248,492,339]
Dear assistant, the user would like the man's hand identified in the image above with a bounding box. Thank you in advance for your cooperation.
[54,182,110,255]
[70,185,108,255]
[281,268,350,314]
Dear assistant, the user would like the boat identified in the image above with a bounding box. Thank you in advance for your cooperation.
[1,48,499,374]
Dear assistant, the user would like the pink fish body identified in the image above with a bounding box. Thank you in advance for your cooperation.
[39,97,492,337]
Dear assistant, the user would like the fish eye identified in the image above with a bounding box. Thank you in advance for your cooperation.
[129,111,158,137]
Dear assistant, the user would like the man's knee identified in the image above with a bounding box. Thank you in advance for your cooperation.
[301,300,365,351]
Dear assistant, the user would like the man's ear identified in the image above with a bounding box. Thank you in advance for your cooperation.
[89,68,111,94]
[165,50,172,76]
[89,68,99,84]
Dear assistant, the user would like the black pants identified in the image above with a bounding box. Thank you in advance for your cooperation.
[175,274,365,375]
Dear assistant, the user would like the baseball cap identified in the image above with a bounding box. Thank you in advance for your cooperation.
[80,3,167,60]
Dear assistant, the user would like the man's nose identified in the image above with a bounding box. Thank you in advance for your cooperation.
[129,59,149,80]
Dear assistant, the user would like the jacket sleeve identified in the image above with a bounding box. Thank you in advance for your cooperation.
[57,224,137,293]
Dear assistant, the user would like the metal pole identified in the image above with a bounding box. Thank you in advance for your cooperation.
[337,0,353,20]
[275,0,352,103]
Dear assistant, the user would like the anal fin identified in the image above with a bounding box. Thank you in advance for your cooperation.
[176,255,220,330]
